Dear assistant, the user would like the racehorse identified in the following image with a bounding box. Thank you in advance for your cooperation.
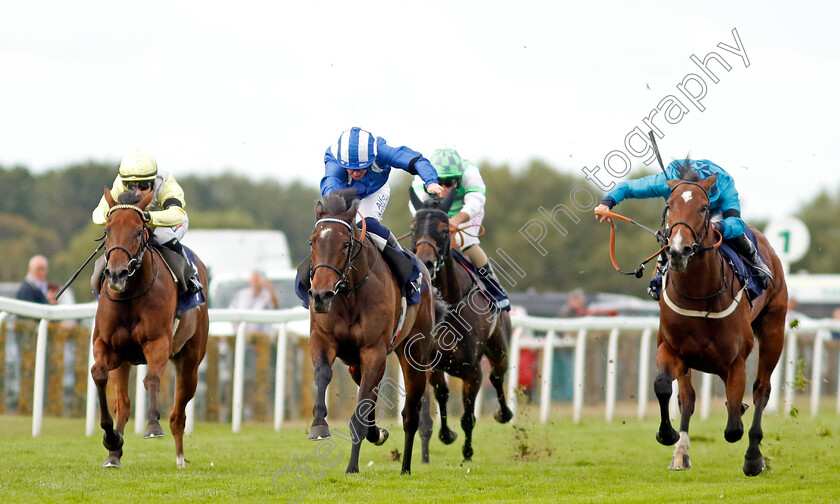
[409,189,514,461]
[91,188,209,468]
[306,189,440,475]
[654,166,787,476]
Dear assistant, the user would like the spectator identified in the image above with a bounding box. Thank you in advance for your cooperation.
[16,255,49,304]
[558,289,588,318]
[229,271,279,335]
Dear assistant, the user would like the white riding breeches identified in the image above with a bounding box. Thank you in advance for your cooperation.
[151,213,189,246]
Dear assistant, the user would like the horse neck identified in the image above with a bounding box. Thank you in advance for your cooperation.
[436,251,470,302]
[669,244,725,300]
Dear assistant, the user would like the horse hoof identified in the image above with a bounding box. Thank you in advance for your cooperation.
[656,429,679,446]
[102,457,121,468]
[346,465,359,474]
[668,454,691,471]
[494,407,513,424]
[462,446,474,461]
[102,432,124,452]
[309,424,331,441]
[373,428,389,446]
[744,456,765,476]
[144,422,165,439]
[438,428,458,445]
[724,429,744,443]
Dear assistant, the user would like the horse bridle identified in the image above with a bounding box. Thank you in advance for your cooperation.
[310,218,369,296]
[103,204,158,302]
[412,208,451,281]
[104,205,151,279]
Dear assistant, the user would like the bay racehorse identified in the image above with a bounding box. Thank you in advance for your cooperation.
[306,189,442,475]
[91,188,209,468]
[655,167,786,476]
[409,188,514,461]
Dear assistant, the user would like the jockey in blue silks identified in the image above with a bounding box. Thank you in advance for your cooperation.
[594,159,773,300]
[295,127,443,307]
[321,127,443,248]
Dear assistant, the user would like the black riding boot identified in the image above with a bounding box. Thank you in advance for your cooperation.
[476,263,510,310]
[729,234,773,289]
[158,240,202,295]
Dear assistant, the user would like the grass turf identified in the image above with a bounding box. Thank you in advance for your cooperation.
[1,406,839,504]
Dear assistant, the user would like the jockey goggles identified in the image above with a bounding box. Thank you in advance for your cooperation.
[126,181,153,191]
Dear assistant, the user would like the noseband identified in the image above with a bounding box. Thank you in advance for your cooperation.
[310,217,368,296]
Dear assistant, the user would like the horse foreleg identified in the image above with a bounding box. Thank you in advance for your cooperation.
[654,341,683,446]
[419,385,433,464]
[722,357,747,444]
[171,349,201,469]
[309,351,336,441]
[669,372,696,471]
[397,347,429,475]
[460,367,482,461]
[91,338,123,467]
[430,369,457,444]
[744,314,785,476]
[346,349,387,474]
[142,338,170,439]
[485,319,514,424]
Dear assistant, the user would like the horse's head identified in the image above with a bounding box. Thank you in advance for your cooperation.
[409,188,457,275]
[309,189,362,313]
[103,188,153,292]
[664,165,718,272]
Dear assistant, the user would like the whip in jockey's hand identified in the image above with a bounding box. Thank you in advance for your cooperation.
[594,203,611,222]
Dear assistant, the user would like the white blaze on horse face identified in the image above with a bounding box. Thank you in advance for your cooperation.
[681,190,693,203]
[319,228,332,240]
[671,229,685,252]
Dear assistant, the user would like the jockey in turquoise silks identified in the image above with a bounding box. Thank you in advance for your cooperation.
[594,159,773,300]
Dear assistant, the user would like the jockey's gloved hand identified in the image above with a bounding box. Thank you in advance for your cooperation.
[142,211,151,222]
[713,221,725,235]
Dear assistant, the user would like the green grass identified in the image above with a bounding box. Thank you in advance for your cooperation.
[1,408,839,504]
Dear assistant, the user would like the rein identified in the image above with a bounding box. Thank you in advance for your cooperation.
[595,208,667,278]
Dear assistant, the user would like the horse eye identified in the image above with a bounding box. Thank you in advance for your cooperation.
[307,240,312,246]
[343,241,351,249]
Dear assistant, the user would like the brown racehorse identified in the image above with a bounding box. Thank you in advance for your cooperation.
[91,188,209,468]
[409,189,513,461]
[654,167,787,476]
[306,189,440,475]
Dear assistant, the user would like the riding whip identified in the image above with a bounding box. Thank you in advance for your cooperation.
[54,238,105,301]
[648,130,668,179]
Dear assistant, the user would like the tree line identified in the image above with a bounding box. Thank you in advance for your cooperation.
[0,160,833,303]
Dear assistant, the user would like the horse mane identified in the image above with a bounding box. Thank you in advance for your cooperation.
[675,157,701,182]
[320,189,358,216]
[118,190,143,205]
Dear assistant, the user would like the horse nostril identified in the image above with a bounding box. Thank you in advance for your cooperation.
[682,246,692,257]
[424,261,434,271]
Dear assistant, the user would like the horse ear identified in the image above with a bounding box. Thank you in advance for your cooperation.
[409,186,424,211]
[440,187,458,213]
[314,200,325,219]
[340,199,359,223]
[666,180,680,189]
[104,187,116,208]
[137,190,155,210]
[699,173,718,192]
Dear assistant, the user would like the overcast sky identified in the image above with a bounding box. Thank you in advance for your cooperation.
[1,0,837,221]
